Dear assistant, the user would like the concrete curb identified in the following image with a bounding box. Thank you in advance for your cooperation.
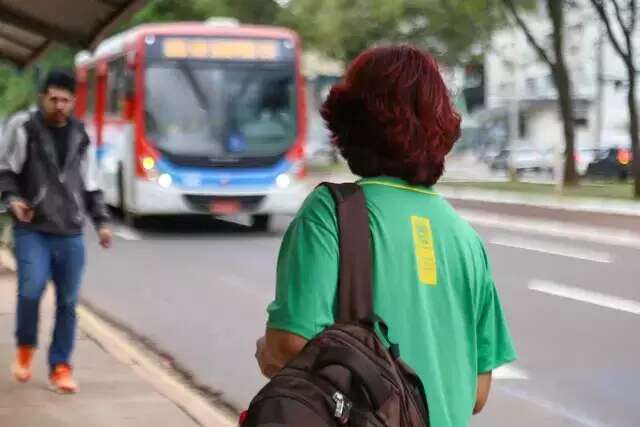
[0,248,237,427]
[437,185,640,217]
[309,169,640,217]
[77,307,237,427]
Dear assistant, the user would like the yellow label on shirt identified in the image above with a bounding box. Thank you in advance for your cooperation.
[411,216,437,286]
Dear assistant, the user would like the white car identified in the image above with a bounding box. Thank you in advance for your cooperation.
[509,147,554,173]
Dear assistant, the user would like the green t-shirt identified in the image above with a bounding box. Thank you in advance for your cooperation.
[267,177,517,427]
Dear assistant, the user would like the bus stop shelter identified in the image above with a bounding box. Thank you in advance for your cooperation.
[0,0,145,67]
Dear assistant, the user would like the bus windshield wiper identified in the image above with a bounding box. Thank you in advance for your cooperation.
[177,61,225,149]
[178,61,210,112]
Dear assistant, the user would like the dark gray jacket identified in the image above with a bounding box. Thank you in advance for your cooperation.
[0,110,109,235]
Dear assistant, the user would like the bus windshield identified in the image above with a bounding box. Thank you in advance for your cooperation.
[144,60,297,159]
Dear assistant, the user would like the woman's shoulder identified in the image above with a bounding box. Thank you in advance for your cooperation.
[295,185,339,231]
[428,196,487,252]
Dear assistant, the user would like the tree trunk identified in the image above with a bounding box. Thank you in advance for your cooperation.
[555,64,579,186]
[627,65,640,197]
[548,0,578,186]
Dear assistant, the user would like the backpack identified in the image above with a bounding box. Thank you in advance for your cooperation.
[241,183,429,426]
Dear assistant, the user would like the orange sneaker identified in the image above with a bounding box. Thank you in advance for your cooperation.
[11,346,35,383]
[49,364,78,394]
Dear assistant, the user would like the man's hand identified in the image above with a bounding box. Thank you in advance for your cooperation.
[9,200,33,223]
[98,226,113,249]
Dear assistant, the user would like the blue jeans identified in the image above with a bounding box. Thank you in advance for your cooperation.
[14,228,85,369]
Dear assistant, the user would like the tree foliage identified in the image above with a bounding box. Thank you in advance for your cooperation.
[129,0,281,26]
[280,0,524,64]
[0,0,524,115]
[500,0,580,187]
[0,0,282,116]
[0,46,75,116]
[589,0,640,197]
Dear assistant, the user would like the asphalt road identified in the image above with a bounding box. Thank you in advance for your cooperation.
[80,206,640,426]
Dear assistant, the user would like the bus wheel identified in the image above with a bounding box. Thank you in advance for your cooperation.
[118,167,143,228]
[251,214,271,232]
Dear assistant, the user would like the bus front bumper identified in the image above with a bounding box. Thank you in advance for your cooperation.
[129,179,309,216]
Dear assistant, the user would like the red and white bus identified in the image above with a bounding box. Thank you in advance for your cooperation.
[75,18,307,229]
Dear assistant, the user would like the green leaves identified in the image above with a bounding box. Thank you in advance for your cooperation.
[0,45,76,115]
[282,0,517,64]
[0,0,536,115]
[129,0,281,26]
[0,0,284,116]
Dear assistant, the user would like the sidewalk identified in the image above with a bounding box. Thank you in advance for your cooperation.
[436,184,640,217]
[0,270,203,427]
[307,164,640,219]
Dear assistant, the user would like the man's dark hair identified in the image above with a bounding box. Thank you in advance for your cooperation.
[40,69,76,95]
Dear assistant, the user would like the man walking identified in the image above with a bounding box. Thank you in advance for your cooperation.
[0,70,112,393]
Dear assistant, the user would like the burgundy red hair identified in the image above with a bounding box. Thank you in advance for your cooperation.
[321,45,461,187]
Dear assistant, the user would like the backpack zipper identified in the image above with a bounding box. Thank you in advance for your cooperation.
[279,370,386,427]
[249,387,335,425]
[332,391,352,423]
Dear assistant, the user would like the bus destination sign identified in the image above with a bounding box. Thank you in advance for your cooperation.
[152,37,291,61]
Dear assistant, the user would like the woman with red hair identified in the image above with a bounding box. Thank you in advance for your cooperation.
[256,45,516,426]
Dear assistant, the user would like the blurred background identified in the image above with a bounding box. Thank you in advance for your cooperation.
[0,1,638,426]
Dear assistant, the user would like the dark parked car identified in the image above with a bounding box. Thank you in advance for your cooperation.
[585,146,632,181]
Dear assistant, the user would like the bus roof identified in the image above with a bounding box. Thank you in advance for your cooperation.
[76,21,298,67]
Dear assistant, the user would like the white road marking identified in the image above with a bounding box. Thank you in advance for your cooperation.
[113,227,142,241]
[499,385,607,427]
[529,280,640,315]
[491,235,614,264]
[458,208,640,249]
[223,273,272,302]
[493,364,529,380]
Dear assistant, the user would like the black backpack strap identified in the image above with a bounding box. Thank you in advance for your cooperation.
[322,182,373,323]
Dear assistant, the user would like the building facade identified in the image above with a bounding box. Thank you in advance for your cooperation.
[484,1,633,152]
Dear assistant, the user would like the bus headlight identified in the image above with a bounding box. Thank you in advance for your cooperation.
[139,156,159,180]
[276,173,291,189]
[158,173,173,188]
[142,156,156,171]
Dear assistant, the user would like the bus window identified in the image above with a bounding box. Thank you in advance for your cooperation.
[106,58,126,117]
[144,62,296,158]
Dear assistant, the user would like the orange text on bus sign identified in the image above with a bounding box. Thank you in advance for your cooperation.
[162,38,280,61]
